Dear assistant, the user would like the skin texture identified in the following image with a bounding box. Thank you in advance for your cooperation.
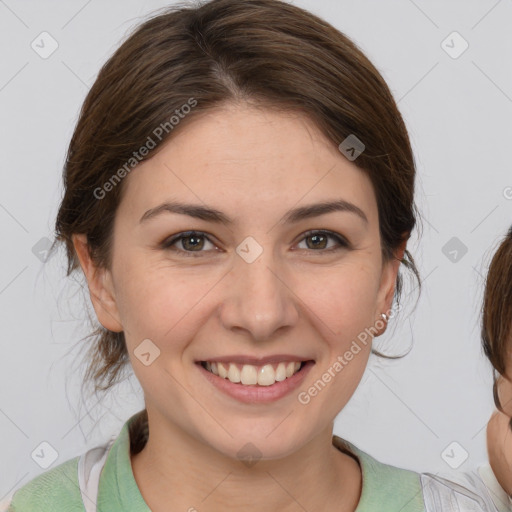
[488,376,512,495]
[497,373,512,418]
[73,102,404,512]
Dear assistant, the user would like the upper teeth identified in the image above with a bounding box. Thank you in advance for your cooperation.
[204,361,302,386]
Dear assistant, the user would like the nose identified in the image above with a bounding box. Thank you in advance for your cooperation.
[219,252,299,342]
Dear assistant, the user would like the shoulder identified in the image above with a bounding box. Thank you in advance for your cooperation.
[478,463,512,511]
[5,412,142,512]
[421,465,511,512]
[333,436,426,511]
[6,456,85,512]
[334,437,508,511]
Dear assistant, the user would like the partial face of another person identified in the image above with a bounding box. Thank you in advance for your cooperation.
[76,102,401,460]
[487,300,512,494]
[488,373,512,495]
[498,372,512,418]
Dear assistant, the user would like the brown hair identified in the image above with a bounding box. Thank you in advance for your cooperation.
[50,0,420,452]
[482,226,512,413]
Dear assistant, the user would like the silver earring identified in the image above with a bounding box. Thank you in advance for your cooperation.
[381,313,388,322]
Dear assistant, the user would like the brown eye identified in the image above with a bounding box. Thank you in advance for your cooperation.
[180,234,205,251]
[161,231,217,257]
[297,230,349,252]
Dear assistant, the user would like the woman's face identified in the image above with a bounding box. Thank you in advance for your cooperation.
[76,102,401,460]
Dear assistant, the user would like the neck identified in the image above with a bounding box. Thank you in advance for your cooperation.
[130,410,362,512]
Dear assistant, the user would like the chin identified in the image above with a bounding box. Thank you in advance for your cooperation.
[202,424,312,464]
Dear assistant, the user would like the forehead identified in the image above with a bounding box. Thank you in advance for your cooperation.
[117,103,378,225]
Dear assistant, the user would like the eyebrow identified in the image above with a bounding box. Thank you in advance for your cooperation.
[139,199,368,225]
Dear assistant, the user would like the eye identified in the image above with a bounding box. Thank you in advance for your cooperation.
[161,231,218,257]
[295,230,349,253]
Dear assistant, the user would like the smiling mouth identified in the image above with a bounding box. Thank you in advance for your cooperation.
[199,360,310,386]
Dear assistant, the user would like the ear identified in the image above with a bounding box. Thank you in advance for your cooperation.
[374,237,407,336]
[72,234,123,333]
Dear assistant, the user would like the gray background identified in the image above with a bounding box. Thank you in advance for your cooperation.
[1,0,512,503]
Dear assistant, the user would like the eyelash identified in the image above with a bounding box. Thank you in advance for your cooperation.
[160,230,349,257]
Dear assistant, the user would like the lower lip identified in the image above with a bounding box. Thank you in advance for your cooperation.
[197,361,315,404]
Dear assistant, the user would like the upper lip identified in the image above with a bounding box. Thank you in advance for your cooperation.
[196,355,314,365]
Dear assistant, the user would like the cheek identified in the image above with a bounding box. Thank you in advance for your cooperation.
[487,412,512,495]
[498,376,512,417]
[113,259,215,344]
[302,262,380,338]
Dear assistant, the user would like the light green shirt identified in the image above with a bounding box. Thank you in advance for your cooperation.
[5,411,508,511]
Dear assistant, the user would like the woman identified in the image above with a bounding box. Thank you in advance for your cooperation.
[4,0,509,510]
